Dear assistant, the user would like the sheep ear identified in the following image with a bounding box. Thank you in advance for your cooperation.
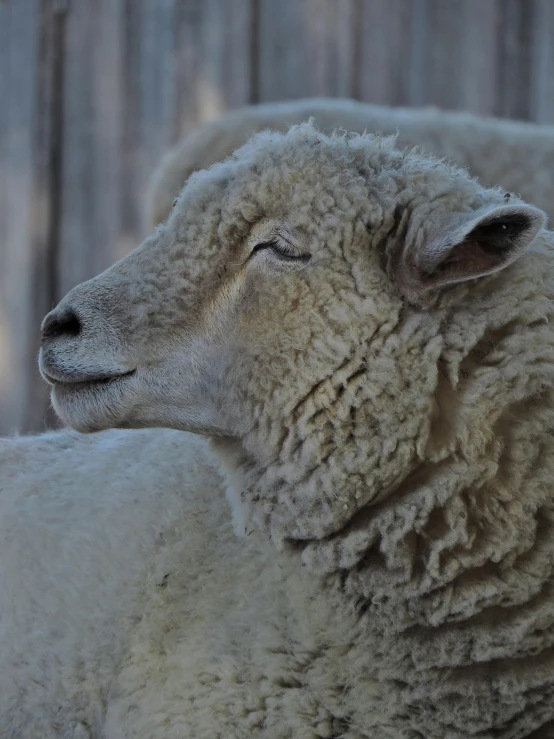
[397,204,546,303]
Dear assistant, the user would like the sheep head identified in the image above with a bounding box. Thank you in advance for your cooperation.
[39,122,548,542]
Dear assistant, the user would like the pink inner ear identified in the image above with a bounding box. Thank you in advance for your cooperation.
[429,237,502,281]
[397,204,545,305]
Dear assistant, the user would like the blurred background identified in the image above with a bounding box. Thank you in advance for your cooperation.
[1,0,554,436]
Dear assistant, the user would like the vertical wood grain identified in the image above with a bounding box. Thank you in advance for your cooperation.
[0,0,59,434]
[257,0,307,100]
[530,0,554,123]
[172,0,253,135]
[494,0,534,120]
[58,0,126,296]
[406,0,501,114]
[26,0,68,432]
[257,0,357,101]
[1,0,554,435]
[356,0,413,106]
[0,0,38,433]
[301,0,357,98]
[458,0,501,116]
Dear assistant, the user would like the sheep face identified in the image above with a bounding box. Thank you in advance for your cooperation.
[39,123,545,537]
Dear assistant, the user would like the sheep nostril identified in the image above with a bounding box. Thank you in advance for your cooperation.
[41,307,82,342]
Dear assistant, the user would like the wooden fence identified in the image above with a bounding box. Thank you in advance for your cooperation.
[1,0,554,435]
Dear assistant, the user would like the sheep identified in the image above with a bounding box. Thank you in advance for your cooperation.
[0,427,223,738]
[5,120,554,738]
[147,98,554,229]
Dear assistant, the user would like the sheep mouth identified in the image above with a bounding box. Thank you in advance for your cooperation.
[43,369,136,388]
[46,368,140,433]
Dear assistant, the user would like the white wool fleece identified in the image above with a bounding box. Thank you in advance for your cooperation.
[4,122,554,738]
[148,98,554,229]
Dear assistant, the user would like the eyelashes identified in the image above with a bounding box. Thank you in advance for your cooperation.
[251,238,311,264]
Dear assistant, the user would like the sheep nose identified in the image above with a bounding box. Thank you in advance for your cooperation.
[41,306,82,342]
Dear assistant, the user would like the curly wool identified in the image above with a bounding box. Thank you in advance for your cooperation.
[147,98,554,229]
[3,123,554,739]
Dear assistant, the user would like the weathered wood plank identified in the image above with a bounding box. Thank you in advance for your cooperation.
[0,0,38,434]
[407,0,501,114]
[26,0,69,433]
[0,3,10,262]
[0,0,54,435]
[457,0,501,116]
[257,0,307,101]
[258,0,357,101]
[424,0,477,109]
[122,0,181,241]
[128,0,253,236]
[494,0,534,121]
[302,0,357,98]
[407,0,428,106]
[172,0,253,135]
[58,0,127,296]
[357,0,414,106]
[530,0,554,123]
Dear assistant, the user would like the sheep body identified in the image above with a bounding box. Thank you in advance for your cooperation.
[0,429,225,737]
[148,98,554,227]
[0,428,384,738]
[4,123,554,738]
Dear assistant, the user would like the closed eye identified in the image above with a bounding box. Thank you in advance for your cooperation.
[251,238,311,264]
